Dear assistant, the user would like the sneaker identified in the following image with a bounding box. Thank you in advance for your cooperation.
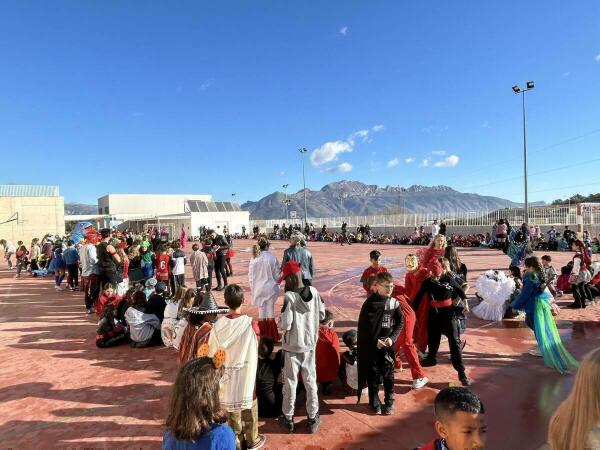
[420,357,437,367]
[278,415,294,433]
[247,434,266,450]
[417,350,427,359]
[459,373,472,386]
[412,377,429,389]
[55,285,62,290]
[307,414,321,434]
[382,404,394,415]
[370,405,382,415]
[86,308,94,315]
[528,349,542,357]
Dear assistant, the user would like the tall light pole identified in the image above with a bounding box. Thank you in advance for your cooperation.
[512,81,534,224]
[299,147,308,225]
[282,184,289,221]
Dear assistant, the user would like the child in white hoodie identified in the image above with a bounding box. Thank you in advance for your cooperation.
[207,284,266,450]
[277,260,326,434]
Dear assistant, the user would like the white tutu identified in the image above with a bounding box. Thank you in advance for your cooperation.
[472,270,516,321]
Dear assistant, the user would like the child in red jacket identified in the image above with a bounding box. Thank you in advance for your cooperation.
[316,309,340,394]
[360,250,388,293]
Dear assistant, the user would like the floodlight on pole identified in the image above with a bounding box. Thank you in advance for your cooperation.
[298,148,308,225]
[512,80,535,224]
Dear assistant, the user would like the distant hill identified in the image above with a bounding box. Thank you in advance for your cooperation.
[242,180,541,219]
[64,203,98,215]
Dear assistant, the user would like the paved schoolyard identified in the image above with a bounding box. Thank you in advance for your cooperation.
[1,240,599,449]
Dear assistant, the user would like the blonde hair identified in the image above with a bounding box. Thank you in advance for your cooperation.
[252,244,261,258]
[405,254,419,272]
[177,288,197,318]
[430,234,447,249]
[548,348,598,450]
[173,287,187,303]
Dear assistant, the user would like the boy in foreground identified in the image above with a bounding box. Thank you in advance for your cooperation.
[416,387,487,450]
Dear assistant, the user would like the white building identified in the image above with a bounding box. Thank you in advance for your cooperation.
[98,194,249,237]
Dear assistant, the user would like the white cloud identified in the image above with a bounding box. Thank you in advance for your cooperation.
[405,157,415,164]
[310,140,352,166]
[387,158,399,168]
[279,171,285,176]
[348,129,369,145]
[324,162,353,173]
[595,53,600,62]
[431,150,446,156]
[339,26,348,36]
[482,121,491,128]
[419,159,430,168]
[434,154,460,168]
[372,124,385,132]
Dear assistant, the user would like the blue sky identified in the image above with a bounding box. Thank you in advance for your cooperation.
[1,1,599,206]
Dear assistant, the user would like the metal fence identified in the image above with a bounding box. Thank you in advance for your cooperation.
[251,203,600,230]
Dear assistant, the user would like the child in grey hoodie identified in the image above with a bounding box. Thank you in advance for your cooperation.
[277,261,326,434]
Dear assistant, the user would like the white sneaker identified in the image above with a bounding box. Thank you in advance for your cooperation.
[528,349,542,357]
[55,285,62,290]
[417,350,427,360]
[412,377,429,389]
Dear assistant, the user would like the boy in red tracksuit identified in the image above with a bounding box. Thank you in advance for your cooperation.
[360,250,388,293]
[416,387,486,450]
[316,309,340,394]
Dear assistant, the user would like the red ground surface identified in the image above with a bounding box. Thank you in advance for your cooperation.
[1,241,599,450]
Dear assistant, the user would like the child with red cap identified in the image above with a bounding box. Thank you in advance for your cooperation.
[413,258,470,386]
[277,260,326,434]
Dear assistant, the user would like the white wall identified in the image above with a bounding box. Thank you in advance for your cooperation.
[190,211,250,236]
[98,194,212,217]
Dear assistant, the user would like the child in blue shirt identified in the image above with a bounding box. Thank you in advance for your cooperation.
[163,358,236,450]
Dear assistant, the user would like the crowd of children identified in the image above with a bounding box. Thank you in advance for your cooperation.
[5,222,600,450]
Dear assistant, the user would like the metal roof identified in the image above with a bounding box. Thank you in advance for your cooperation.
[0,185,60,197]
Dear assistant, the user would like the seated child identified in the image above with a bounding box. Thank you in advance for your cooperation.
[125,291,161,348]
[162,287,194,347]
[163,357,236,450]
[172,288,197,351]
[316,309,341,394]
[96,304,128,348]
[144,277,157,298]
[256,336,284,418]
[557,261,573,294]
[146,281,168,322]
[96,283,124,317]
[416,387,486,450]
[338,329,359,395]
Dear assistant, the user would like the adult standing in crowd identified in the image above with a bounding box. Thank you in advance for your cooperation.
[211,229,229,291]
[248,237,280,342]
[0,239,16,269]
[431,220,440,238]
[81,236,99,314]
[282,234,314,286]
[97,228,122,287]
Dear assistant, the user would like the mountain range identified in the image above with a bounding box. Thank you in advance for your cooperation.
[241,180,541,219]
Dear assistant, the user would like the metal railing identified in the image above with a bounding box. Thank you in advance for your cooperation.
[251,204,600,230]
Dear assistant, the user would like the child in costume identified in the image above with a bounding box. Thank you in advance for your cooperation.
[541,254,560,298]
[567,239,593,309]
[139,242,155,279]
[256,336,284,418]
[413,259,470,386]
[357,272,404,415]
[171,241,186,289]
[96,283,124,317]
[177,291,228,365]
[511,256,579,373]
[96,304,128,348]
[162,288,191,347]
[360,250,388,293]
[316,309,341,394]
[416,387,486,450]
[248,238,281,342]
[338,330,359,396]
[125,291,161,348]
[207,285,265,450]
[163,357,236,450]
[155,246,171,292]
[472,270,516,321]
[277,260,325,434]
[190,243,209,291]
